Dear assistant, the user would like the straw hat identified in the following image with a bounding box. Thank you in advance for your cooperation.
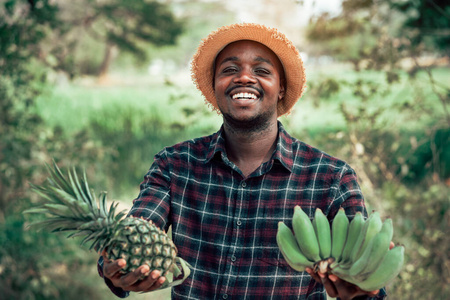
[191,23,306,116]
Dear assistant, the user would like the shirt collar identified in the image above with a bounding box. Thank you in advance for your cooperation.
[205,121,294,173]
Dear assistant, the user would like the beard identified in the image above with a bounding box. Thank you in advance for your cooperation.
[222,107,276,135]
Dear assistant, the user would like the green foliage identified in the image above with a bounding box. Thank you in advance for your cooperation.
[0,211,103,299]
[390,0,450,54]
[5,0,184,77]
[0,0,60,212]
[382,182,450,298]
[95,0,184,59]
[306,0,449,69]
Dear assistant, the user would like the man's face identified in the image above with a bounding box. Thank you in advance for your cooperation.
[213,40,285,131]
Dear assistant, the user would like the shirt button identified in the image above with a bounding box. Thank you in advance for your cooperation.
[222,294,228,299]
[237,220,242,226]
[231,255,236,262]
[241,182,247,187]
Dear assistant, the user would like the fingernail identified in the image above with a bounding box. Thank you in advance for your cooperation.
[118,260,126,268]
[151,271,159,279]
[318,272,325,278]
[140,266,149,275]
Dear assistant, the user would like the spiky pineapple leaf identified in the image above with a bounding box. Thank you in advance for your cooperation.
[47,160,72,194]
[23,208,49,214]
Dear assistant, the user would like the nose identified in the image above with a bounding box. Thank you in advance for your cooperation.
[233,68,257,85]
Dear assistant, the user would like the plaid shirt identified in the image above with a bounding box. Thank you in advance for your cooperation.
[99,122,386,299]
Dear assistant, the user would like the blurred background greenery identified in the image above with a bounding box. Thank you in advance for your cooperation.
[0,0,448,299]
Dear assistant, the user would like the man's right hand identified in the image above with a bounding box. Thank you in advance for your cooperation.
[102,252,166,293]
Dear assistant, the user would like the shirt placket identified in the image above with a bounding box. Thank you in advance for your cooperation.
[219,179,249,299]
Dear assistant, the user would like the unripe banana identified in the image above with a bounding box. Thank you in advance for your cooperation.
[313,208,331,259]
[276,221,314,271]
[357,218,393,279]
[340,212,364,264]
[349,211,382,263]
[330,207,349,262]
[292,206,321,262]
[348,236,375,277]
[357,246,404,292]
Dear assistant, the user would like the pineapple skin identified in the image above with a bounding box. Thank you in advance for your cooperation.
[105,217,177,275]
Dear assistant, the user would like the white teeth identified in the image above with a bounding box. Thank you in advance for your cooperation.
[232,92,258,100]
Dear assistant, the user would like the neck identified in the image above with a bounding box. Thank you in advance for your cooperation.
[223,120,278,177]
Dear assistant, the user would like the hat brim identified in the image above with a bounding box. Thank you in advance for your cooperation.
[191,23,306,117]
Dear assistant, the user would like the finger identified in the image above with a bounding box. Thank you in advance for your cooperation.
[319,272,338,298]
[368,289,380,296]
[305,268,321,283]
[389,241,395,249]
[103,258,126,279]
[134,271,166,292]
[148,276,167,291]
[119,265,150,289]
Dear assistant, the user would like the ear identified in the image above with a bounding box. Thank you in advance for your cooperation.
[278,79,286,101]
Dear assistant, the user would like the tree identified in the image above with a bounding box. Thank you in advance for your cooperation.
[33,0,184,78]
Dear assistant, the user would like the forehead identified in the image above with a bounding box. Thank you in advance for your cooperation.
[215,40,283,68]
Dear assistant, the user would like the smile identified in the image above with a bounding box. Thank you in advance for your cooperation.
[231,92,259,100]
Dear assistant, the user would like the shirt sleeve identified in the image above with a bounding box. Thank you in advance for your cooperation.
[129,149,172,231]
[330,164,368,219]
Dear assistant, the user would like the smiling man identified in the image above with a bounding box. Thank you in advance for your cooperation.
[98,23,387,299]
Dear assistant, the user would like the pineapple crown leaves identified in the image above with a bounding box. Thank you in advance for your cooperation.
[24,160,127,252]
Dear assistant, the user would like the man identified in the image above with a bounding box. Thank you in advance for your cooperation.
[99,23,387,299]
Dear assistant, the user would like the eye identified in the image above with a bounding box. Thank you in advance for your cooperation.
[222,66,238,74]
[255,68,271,75]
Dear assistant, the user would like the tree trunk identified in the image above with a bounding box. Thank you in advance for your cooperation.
[97,43,118,83]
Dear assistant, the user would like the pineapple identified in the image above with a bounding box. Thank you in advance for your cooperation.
[24,161,190,288]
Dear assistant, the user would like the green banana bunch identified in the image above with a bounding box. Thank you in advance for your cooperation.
[276,206,404,292]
